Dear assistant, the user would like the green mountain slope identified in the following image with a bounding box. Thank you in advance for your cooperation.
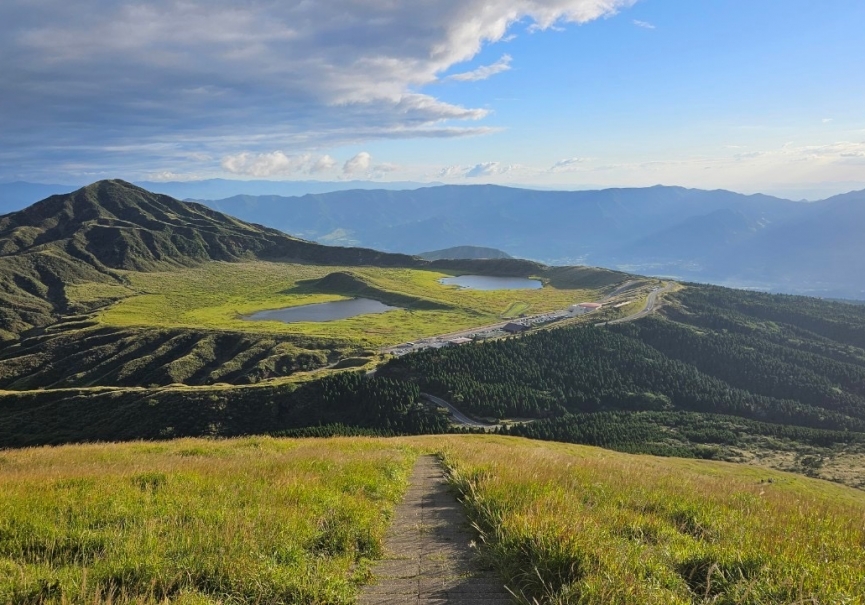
[0,180,629,388]
[0,180,423,340]
[3,181,864,490]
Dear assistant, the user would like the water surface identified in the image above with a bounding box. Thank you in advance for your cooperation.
[439,275,542,291]
[246,298,398,323]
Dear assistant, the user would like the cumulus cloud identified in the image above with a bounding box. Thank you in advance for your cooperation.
[0,0,636,179]
[447,55,513,82]
[311,155,337,173]
[438,165,465,178]
[343,152,373,175]
[221,152,337,177]
[465,162,503,178]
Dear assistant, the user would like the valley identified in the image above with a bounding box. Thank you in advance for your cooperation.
[2,181,865,491]
[1,181,864,605]
[5,4,865,604]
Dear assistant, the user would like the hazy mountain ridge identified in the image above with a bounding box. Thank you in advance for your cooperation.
[199,184,865,297]
[0,181,78,215]
[418,245,512,261]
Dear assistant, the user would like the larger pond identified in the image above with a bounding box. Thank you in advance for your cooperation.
[439,275,543,291]
[245,298,399,323]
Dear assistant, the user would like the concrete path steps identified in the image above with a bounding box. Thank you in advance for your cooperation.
[359,455,513,604]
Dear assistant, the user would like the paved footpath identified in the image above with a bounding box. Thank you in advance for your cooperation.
[359,455,513,605]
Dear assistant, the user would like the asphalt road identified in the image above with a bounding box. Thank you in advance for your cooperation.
[421,393,494,428]
[604,282,675,325]
[409,282,674,428]
[602,279,643,301]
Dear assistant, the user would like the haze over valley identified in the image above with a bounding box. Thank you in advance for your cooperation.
[195,184,865,299]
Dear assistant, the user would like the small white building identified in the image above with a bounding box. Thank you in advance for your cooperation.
[569,302,603,315]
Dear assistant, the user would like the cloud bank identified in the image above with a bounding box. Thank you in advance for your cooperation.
[0,0,635,179]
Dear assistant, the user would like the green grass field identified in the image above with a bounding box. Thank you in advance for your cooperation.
[2,435,862,605]
[0,437,416,604]
[95,261,601,347]
[440,436,865,605]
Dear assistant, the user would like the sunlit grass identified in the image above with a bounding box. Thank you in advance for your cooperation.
[98,261,598,346]
[5,435,853,605]
[432,435,865,605]
[0,437,417,604]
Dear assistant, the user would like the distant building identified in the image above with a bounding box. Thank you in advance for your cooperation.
[503,322,530,334]
[569,302,603,316]
[447,337,473,346]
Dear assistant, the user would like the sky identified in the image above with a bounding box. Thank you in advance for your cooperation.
[1,0,864,198]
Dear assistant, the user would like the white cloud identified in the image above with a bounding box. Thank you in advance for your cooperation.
[447,55,513,82]
[146,171,201,182]
[465,162,525,177]
[632,19,655,29]
[465,162,502,178]
[438,165,465,178]
[550,157,590,172]
[343,152,372,175]
[822,118,833,123]
[373,162,400,173]
[220,151,336,177]
[311,155,336,173]
[0,0,637,179]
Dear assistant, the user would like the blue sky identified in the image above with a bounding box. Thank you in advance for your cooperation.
[1,0,864,198]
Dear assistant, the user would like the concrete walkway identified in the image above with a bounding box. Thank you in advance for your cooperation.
[359,455,512,604]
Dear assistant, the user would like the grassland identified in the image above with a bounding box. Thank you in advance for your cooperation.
[437,436,865,605]
[2,435,863,605]
[0,437,416,604]
[96,261,601,347]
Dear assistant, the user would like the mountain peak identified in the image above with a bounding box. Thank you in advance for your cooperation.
[0,181,425,338]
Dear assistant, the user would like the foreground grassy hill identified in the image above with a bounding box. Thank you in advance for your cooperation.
[1,435,862,605]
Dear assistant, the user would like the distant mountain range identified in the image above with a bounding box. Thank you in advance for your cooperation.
[195,184,865,298]
[5,180,864,298]
[0,179,435,216]
[418,246,512,261]
[0,182,79,214]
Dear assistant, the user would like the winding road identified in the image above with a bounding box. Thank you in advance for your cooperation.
[421,393,495,428]
[603,282,675,325]
[412,280,675,427]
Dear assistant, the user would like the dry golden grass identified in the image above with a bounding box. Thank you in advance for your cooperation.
[0,437,417,604]
[2,435,863,604]
[426,435,865,605]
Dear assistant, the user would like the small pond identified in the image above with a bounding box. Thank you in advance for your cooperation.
[245,298,399,323]
[439,275,543,291]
